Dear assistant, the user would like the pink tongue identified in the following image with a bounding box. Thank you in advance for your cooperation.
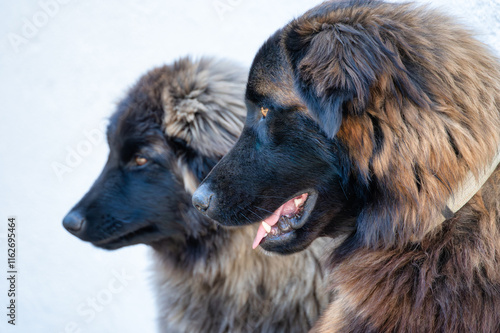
[252,193,309,249]
[252,204,284,249]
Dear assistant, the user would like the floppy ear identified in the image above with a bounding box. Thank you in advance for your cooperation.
[283,20,422,139]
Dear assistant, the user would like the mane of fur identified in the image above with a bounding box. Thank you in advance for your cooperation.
[279,1,500,332]
[284,0,500,248]
[152,223,332,333]
[315,172,500,332]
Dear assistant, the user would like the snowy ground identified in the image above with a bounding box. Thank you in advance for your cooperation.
[0,0,498,332]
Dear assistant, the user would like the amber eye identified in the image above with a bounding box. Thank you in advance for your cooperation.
[135,156,148,166]
[261,107,269,118]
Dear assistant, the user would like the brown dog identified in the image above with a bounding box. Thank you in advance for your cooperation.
[193,1,500,331]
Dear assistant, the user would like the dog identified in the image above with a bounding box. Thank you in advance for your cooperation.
[63,57,331,333]
[192,1,500,331]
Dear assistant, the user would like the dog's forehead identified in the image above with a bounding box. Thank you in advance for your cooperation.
[107,120,165,156]
[246,31,304,110]
[105,65,172,146]
[110,104,157,136]
[106,102,166,156]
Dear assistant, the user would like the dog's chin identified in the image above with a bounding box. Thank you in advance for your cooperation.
[91,224,163,250]
[259,228,317,254]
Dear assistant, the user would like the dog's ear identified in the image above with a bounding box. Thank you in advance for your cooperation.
[283,19,424,139]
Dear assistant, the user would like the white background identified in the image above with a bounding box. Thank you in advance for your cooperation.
[0,0,499,332]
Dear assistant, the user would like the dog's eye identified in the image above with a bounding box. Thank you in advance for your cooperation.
[261,107,269,118]
[134,155,148,166]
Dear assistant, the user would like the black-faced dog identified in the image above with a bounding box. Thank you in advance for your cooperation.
[193,1,500,332]
[63,57,331,333]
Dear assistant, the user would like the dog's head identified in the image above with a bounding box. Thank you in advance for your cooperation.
[63,57,246,250]
[193,1,500,254]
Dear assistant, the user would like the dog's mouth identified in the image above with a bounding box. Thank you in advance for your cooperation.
[93,224,160,249]
[252,190,318,249]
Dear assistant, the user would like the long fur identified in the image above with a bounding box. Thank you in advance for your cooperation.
[152,226,330,333]
[283,0,500,248]
[288,2,500,331]
[161,58,246,160]
[64,57,331,333]
[193,1,500,331]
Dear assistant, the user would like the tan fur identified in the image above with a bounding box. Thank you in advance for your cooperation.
[174,157,199,195]
[150,57,332,332]
[280,1,500,331]
[66,55,334,332]
[313,174,500,332]
[294,1,500,247]
[161,58,246,158]
[152,224,334,333]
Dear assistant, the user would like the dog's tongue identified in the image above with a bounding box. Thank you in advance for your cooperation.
[252,197,299,249]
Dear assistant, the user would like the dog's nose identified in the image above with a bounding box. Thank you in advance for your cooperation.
[192,184,215,214]
[63,211,87,236]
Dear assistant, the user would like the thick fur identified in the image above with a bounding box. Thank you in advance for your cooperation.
[195,1,500,332]
[63,57,331,332]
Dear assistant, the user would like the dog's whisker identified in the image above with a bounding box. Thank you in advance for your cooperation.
[255,195,288,200]
[230,212,241,225]
[339,180,348,200]
[254,206,282,218]
[247,208,264,220]
[238,211,253,224]
[235,205,266,222]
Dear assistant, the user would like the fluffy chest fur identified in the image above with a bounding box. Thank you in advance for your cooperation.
[314,170,500,333]
[152,226,332,333]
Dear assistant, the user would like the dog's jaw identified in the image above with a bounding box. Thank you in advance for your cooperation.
[253,190,318,250]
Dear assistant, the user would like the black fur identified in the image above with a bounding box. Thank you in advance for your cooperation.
[193,1,500,331]
[65,76,219,250]
[196,31,362,254]
[63,57,331,332]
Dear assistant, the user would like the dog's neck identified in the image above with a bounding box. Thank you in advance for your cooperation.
[440,149,500,222]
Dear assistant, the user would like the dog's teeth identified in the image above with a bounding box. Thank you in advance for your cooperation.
[262,221,271,233]
[294,198,303,207]
[278,216,292,232]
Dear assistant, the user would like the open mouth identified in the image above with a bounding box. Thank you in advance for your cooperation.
[93,224,160,249]
[252,190,318,249]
